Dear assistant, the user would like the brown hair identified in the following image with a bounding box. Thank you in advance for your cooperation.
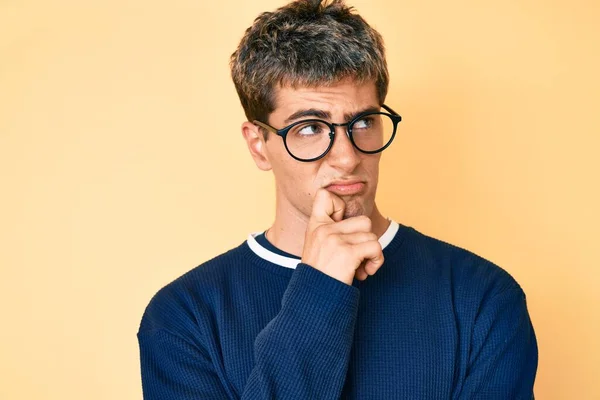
[230,0,389,130]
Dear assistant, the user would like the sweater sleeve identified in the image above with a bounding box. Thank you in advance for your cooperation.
[458,285,538,400]
[137,263,360,400]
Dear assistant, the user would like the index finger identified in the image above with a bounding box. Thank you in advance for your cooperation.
[311,188,346,224]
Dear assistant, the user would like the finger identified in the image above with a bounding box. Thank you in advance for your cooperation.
[311,188,346,224]
[355,264,369,281]
[331,217,373,235]
[352,241,384,274]
[363,258,383,276]
[341,231,378,245]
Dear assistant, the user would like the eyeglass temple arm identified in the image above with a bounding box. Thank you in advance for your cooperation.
[253,120,277,133]
[382,104,400,117]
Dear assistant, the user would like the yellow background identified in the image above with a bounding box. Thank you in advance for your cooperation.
[1,0,598,398]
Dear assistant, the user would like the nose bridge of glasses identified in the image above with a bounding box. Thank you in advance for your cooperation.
[330,121,351,136]
[328,122,358,155]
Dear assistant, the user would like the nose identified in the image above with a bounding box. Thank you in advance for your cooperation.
[325,125,361,170]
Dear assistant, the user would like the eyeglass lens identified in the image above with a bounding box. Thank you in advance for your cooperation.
[285,113,395,160]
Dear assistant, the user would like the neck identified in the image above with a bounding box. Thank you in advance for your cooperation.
[265,199,390,258]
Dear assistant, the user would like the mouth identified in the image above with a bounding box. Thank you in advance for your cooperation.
[325,180,366,196]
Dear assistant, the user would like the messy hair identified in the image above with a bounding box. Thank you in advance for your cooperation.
[230,0,389,128]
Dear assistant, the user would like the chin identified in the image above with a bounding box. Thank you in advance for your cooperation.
[342,198,368,219]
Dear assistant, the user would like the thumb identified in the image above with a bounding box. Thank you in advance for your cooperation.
[311,188,346,223]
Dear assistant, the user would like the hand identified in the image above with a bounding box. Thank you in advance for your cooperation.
[301,188,384,286]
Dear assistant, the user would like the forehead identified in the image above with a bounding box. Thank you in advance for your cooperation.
[271,79,379,117]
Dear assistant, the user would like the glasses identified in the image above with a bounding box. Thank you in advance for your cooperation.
[253,104,402,162]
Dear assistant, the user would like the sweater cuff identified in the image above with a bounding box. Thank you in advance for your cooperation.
[277,263,360,342]
[292,262,360,304]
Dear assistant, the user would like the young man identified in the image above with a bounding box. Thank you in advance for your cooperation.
[137,1,538,399]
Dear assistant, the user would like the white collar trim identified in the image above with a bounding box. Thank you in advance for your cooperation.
[247,219,399,270]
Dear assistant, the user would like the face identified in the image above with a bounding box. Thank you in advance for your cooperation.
[242,79,383,221]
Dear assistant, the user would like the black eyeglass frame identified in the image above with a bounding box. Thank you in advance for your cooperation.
[253,104,402,162]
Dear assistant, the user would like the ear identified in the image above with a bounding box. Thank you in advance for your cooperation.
[241,121,272,171]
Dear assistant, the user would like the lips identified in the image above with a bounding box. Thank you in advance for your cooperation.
[325,180,366,195]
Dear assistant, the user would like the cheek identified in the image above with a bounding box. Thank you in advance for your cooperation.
[265,140,292,176]
[288,167,324,205]
[361,154,381,178]
[271,154,319,191]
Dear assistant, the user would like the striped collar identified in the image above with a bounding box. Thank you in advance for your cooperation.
[246,219,400,269]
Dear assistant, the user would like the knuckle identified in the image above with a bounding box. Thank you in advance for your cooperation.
[358,216,372,230]
[374,240,383,251]
[325,232,341,247]
[373,243,384,257]
[313,224,328,240]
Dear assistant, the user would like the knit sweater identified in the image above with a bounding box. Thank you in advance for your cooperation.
[137,221,538,399]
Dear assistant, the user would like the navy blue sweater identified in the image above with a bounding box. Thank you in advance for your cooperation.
[137,221,538,399]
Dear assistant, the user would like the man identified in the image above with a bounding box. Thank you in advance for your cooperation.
[137,0,538,398]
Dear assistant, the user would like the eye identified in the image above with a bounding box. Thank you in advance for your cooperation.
[296,123,325,136]
[353,117,374,130]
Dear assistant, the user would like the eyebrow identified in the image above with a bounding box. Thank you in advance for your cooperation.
[283,106,381,125]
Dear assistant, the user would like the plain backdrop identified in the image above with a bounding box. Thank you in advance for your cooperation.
[1,0,599,398]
